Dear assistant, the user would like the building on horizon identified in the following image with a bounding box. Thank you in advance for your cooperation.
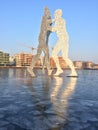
[14,53,33,67]
[73,61,83,69]
[83,61,94,69]
[14,52,41,67]
[0,51,9,66]
[93,64,98,69]
[0,51,97,69]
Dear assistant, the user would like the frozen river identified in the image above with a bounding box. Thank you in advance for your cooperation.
[0,68,98,130]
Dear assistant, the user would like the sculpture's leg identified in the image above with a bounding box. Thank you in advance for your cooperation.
[65,58,78,76]
[42,56,45,71]
[62,46,78,77]
[43,46,52,75]
[45,47,50,70]
[31,47,42,68]
[52,43,63,76]
[42,47,49,71]
[27,47,42,77]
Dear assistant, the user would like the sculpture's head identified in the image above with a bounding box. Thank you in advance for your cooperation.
[44,7,51,18]
[54,9,62,19]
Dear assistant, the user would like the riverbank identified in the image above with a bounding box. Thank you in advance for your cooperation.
[0,66,26,69]
[0,66,98,70]
[0,66,42,69]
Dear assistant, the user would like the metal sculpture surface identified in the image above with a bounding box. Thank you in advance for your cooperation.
[27,8,77,77]
[51,9,78,76]
[27,7,52,77]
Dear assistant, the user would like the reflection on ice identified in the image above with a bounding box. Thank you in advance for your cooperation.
[51,77,77,125]
[0,69,98,129]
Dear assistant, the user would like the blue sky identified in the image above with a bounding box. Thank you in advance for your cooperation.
[0,0,98,63]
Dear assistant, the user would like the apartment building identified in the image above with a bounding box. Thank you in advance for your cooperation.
[14,53,33,67]
[0,51,9,66]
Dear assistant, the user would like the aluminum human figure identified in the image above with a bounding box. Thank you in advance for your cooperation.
[51,9,78,76]
[27,7,52,77]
